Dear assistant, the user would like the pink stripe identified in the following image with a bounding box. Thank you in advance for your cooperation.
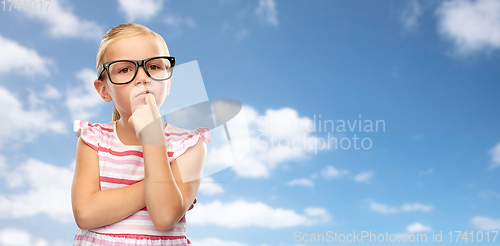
[99,155,144,168]
[100,183,129,189]
[166,132,191,137]
[74,234,190,246]
[82,123,100,137]
[100,151,172,167]
[100,126,113,132]
[100,176,141,185]
[126,214,151,220]
[92,231,190,241]
[99,130,118,141]
[102,224,185,232]
[100,165,144,176]
[199,127,211,143]
[99,147,143,157]
[119,214,185,223]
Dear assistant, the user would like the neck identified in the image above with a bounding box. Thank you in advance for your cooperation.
[116,117,139,145]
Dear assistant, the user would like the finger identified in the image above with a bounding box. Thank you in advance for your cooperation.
[146,94,161,119]
[146,93,156,105]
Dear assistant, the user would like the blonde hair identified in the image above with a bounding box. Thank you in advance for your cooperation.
[96,23,170,121]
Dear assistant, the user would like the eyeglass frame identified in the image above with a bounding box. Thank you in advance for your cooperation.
[97,56,176,85]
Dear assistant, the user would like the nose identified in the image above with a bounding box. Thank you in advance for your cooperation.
[134,65,151,86]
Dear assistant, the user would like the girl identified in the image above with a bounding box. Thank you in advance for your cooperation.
[71,23,210,246]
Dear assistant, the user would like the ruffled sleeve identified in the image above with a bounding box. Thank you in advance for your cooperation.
[73,120,101,153]
[167,126,210,165]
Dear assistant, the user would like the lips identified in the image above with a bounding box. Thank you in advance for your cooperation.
[136,90,150,97]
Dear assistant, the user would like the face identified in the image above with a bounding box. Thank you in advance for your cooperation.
[95,34,171,119]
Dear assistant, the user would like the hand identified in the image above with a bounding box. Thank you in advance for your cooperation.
[128,94,165,145]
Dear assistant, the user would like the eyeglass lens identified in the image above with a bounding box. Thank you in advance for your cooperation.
[108,58,172,84]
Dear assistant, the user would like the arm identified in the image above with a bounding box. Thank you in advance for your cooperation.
[143,138,206,231]
[71,137,146,230]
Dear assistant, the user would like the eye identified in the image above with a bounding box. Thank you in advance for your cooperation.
[118,67,132,73]
[148,65,160,70]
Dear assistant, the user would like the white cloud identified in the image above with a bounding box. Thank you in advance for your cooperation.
[401,203,433,212]
[321,165,349,179]
[235,29,250,40]
[162,13,196,38]
[0,228,43,246]
[369,200,433,214]
[0,36,53,76]
[287,178,314,187]
[164,14,196,28]
[66,69,105,121]
[0,228,70,246]
[436,0,500,55]
[0,157,74,223]
[471,216,500,230]
[407,222,432,232]
[489,142,500,169]
[28,89,45,109]
[369,201,399,214]
[198,176,224,195]
[400,0,422,30]
[354,171,373,183]
[418,168,433,175]
[307,166,375,185]
[118,0,163,22]
[41,84,61,99]
[24,0,103,40]
[206,106,323,178]
[186,199,331,228]
[190,237,249,246]
[0,86,65,146]
[27,84,61,109]
[478,190,500,199]
[256,0,279,26]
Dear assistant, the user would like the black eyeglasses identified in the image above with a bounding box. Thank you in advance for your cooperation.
[98,56,175,85]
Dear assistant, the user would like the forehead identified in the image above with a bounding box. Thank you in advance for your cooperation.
[104,34,163,62]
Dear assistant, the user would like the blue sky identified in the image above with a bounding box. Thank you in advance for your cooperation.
[0,0,500,245]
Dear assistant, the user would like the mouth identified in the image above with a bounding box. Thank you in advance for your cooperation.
[136,90,151,97]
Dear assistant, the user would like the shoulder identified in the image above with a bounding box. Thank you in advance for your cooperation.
[73,120,114,153]
[166,124,210,164]
[73,120,113,134]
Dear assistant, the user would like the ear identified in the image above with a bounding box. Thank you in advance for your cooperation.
[94,79,112,102]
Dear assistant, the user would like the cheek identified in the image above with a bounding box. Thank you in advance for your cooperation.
[150,81,168,105]
[109,86,134,112]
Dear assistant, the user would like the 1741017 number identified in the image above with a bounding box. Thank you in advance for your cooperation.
[448,231,498,243]
[2,0,51,11]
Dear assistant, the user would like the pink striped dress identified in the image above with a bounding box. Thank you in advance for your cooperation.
[72,120,210,246]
